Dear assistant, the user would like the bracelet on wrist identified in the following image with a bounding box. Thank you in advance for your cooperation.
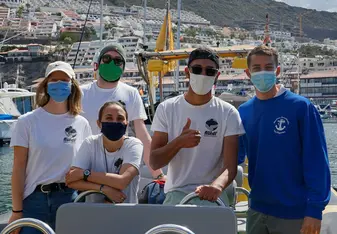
[12,209,23,213]
[155,173,164,180]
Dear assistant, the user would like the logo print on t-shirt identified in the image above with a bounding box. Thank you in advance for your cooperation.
[63,126,77,143]
[274,117,289,135]
[204,119,218,137]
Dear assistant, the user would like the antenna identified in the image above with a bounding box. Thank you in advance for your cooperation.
[263,13,272,46]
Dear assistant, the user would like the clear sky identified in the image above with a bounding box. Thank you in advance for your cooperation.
[276,0,337,12]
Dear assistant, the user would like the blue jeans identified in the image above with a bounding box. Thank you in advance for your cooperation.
[20,188,75,234]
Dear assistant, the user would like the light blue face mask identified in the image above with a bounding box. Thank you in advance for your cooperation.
[250,71,277,93]
[47,81,71,103]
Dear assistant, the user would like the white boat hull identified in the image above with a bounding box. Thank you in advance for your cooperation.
[0,120,16,142]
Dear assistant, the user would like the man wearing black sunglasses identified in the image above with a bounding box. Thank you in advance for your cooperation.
[150,47,244,205]
[81,43,165,181]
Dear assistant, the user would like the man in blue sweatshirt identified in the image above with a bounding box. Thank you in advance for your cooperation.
[239,45,331,234]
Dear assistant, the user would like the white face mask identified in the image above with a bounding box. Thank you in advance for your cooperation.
[189,73,216,95]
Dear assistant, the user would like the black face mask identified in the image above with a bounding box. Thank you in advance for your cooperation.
[101,122,127,141]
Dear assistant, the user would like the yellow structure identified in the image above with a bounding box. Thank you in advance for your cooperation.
[237,158,251,202]
[148,6,176,82]
[232,57,248,69]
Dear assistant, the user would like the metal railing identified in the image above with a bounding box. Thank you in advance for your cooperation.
[179,192,226,206]
[145,224,195,234]
[234,187,250,218]
[73,190,114,203]
[1,218,54,234]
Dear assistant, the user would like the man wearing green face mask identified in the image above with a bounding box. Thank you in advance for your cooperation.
[81,43,165,181]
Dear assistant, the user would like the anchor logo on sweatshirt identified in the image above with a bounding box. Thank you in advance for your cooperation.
[274,117,289,135]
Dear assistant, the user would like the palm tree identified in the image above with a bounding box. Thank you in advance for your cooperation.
[16,5,24,18]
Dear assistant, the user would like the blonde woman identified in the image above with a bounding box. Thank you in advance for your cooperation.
[8,61,92,234]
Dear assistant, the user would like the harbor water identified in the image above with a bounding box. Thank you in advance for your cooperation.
[0,123,337,214]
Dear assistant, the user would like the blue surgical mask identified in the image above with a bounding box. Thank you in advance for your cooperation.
[250,71,277,93]
[101,122,127,141]
[47,81,71,103]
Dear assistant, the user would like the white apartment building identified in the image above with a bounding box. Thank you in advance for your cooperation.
[27,0,110,15]
[300,57,337,72]
[0,6,9,29]
[324,38,337,47]
[5,44,44,62]
[66,41,91,67]
[66,36,143,68]
[254,30,293,41]
[3,17,31,33]
[118,36,143,63]
[135,6,210,25]
[28,12,58,38]
[0,0,22,8]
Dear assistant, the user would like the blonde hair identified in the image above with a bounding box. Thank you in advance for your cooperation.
[35,77,82,116]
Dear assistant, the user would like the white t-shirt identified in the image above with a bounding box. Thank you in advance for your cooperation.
[10,108,92,199]
[81,81,148,135]
[275,84,287,97]
[151,95,245,194]
[72,135,143,203]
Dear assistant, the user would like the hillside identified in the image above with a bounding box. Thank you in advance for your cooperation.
[0,62,49,87]
[108,0,337,40]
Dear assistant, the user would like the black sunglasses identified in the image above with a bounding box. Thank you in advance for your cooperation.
[190,66,218,76]
[101,54,124,66]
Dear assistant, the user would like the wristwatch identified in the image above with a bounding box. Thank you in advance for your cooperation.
[83,169,91,181]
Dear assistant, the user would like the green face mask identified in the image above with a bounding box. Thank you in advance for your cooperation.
[98,60,123,82]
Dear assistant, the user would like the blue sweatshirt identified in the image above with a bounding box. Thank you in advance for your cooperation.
[238,90,331,220]
[238,137,246,165]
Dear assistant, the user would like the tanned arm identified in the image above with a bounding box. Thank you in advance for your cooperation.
[11,146,28,212]
[87,164,138,190]
[212,135,239,190]
[133,119,164,178]
[149,131,183,170]
[150,118,201,170]
[68,180,126,203]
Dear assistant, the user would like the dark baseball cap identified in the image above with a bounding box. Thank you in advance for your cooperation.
[188,47,220,69]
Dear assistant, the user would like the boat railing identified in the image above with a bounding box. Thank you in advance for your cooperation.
[145,224,195,234]
[1,218,54,234]
[179,192,226,206]
[73,190,114,203]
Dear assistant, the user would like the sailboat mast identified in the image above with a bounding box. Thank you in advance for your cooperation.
[165,0,170,51]
[174,0,181,92]
[159,0,170,102]
[143,0,147,43]
[100,0,104,47]
[297,52,300,94]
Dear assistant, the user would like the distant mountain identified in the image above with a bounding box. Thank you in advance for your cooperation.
[108,0,337,40]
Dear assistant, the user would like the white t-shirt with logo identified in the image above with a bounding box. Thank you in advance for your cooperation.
[72,135,143,203]
[10,108,92,199]
[151,95,245,194]
[81,81,148,135]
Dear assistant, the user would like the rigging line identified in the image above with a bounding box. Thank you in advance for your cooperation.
[73,0,94,69]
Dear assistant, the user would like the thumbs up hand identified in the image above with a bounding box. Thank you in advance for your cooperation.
[183,118,191,131]
[178,118,201,148]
